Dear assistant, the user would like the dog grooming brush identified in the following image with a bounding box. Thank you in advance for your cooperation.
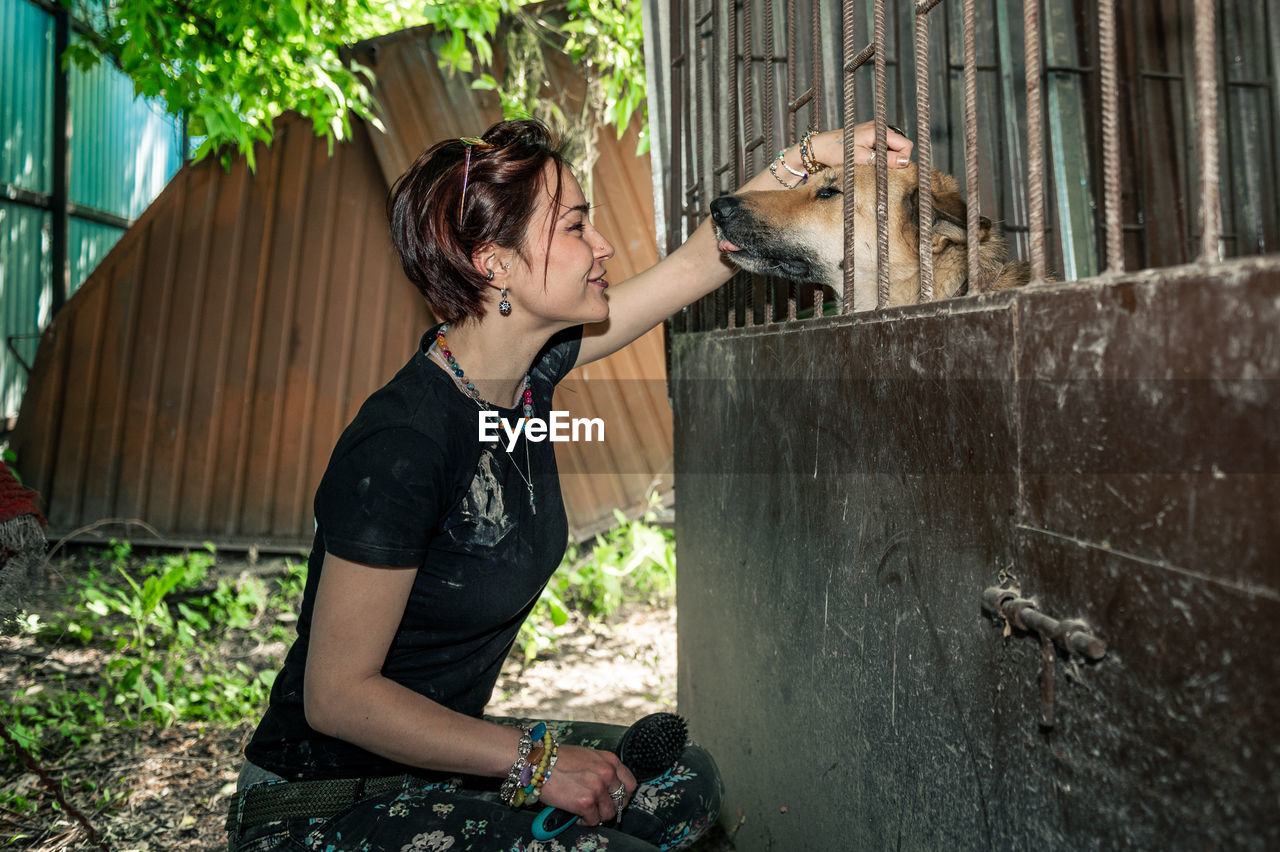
[531,712,688,841]
[615,712,688,779]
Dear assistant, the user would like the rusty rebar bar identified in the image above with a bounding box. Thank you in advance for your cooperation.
[1040,632,1056,728]
[743,4,754,176]
[786,0,798,321]
[672,0,689,333]
[844,41,876,74]
[811,1,822,129]
[915,1,934,302]
[1025,0,1046,282]
[842,0,859,313]
[694,0,706,330]
[984,587,1107,730]
[764,0,775,324]
[1099,0,1123,273]
[811,0,824,316]
[963,0,981,291]
[983,587,1109,661]
[742,0,756,327]
[875,0,890,309]
[726,0,738,329]
[1195,0,1221,262]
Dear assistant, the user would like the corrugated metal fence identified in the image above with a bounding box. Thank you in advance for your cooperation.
[0,0,185,418]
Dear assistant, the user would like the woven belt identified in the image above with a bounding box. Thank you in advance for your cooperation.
[225,774,410,848]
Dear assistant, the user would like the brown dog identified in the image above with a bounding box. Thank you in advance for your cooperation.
[710,163,1030,310]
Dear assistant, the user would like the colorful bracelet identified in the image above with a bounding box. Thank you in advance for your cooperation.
[541,745,559,790]
[515,732,558,807]
[768,150,808,189]
[504,723,559,808]
[799,128,827,173]
[511,735,545,807]
[500,723,542,806]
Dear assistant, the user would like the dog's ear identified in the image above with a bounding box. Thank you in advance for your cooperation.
[907,185,992,252]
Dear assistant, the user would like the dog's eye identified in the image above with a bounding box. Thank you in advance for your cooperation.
[815,185,842,200]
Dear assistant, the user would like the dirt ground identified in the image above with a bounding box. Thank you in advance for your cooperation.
[1,572,735,852]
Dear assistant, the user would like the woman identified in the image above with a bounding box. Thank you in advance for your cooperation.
[229,118,913,852]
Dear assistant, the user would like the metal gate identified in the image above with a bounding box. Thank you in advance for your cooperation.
[646,0,1280,847]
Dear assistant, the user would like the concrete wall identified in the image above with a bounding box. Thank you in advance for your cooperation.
[673,260,1280,850]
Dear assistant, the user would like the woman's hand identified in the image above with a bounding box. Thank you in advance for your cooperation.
[807,121,914,169]
[538,744,637,826]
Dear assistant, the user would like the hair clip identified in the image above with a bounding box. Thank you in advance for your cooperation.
[459,137,496,227]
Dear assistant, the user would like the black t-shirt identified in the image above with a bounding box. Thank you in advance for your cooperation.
[245,323,582,780]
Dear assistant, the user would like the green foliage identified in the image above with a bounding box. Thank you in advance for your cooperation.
[516,508,675,664]
[60,0,428,170]
[421,0,649,154]
[562,0,648,146]
[2,543,305,768]
[420,0,519,73]
[60,0,649,171]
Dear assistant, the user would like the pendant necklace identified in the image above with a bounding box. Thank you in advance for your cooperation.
[431,323,536,514]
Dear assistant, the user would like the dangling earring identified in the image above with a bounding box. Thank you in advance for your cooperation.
[499,286,512,316]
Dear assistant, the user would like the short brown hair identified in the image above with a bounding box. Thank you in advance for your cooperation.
[386,119,568,323]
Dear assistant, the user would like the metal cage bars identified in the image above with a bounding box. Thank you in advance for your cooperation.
[1195,0,1222,261]
[667,0,1226,333]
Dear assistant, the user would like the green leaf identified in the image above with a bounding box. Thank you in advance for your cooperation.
[276,2,302,33]
[51,0,651,175]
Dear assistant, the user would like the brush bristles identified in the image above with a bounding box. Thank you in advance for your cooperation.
[617,712,688,781]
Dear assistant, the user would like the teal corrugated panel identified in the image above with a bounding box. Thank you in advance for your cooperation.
[68,215,123,292]
[1,0,54,193]
[69,37,184,219]
[0,200,51,417]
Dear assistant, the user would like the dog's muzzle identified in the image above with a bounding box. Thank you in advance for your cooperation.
[709,193,815,281]
[710,195,741,229]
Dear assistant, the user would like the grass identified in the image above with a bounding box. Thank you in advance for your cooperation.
[3,541,304,766]
[517,506,676,664]
[1,512,676,838]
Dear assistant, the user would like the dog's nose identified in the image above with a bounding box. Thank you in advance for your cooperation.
[710,195,740,225]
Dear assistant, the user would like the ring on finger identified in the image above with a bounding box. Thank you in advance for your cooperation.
[868,151,877,165]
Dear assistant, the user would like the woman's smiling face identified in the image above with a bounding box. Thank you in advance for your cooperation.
[509,162,615,328]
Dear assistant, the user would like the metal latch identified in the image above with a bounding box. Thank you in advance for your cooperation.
[983,586,1107,728]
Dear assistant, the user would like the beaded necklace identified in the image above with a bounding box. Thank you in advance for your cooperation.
[432,323,537,514]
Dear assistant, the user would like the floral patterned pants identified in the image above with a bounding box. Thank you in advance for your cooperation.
[230,717,723,852]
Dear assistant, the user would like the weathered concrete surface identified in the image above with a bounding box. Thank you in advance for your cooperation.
[673,260,1280,850]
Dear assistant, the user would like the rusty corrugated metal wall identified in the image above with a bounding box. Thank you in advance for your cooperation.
[10,25,672,550]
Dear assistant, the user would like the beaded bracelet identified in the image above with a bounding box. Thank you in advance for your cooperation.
[768,150,808,189]
[514,733,558,807]
[799,128,827,173]
[500,723,542,805]
[540,745,559,791]
[503,723,559,807]
[511,731,549,807]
